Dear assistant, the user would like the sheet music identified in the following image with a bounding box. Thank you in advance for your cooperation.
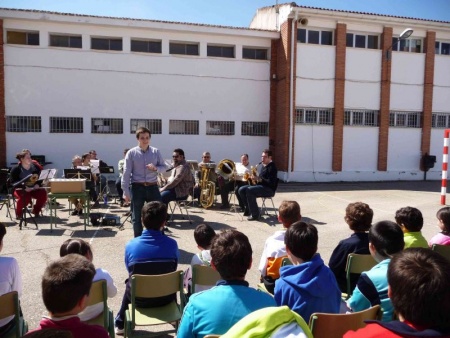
[90,160,100,174]
[38,169,57,181]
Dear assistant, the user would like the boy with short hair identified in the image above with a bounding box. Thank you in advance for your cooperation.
[177,230,276,338]
[274,221,341,321]
[344,248,450,337]
[258,200,301,294]
[394,206,428,248]
[347,221,404,322]
[329,202,373,292]
[183,223,216,295]
[30,254,108,338]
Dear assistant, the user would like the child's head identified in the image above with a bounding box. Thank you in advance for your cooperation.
[368,221,404,260]
[436,207,450,234]
[59,238,93,262]
[278,201,301,227]
[42,254,95,316]
[142,201,167,230]
[345,202,373,232]
[388,248,450,331]
[395,206,423,232]
[210,230,252,280]
[284,221,318,263]
[194,224,216,250]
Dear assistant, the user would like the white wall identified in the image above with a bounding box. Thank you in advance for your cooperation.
[433,55,450,112]
[342,127,378,171]
[3,17,275,176]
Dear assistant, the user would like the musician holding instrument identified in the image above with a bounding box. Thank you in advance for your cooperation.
[193,152,216,201]
[122,127,166,237]
[160,148,194,205]
[10,150,48,219]
[82,153,99,207]
[232,154,252,209]
[238,149,278,221]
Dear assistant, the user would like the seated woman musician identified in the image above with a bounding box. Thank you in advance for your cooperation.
[10,150,48,219]
[81,153,98,205]
[67,155,85,216]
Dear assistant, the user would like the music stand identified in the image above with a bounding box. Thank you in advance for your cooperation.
[63,169,92,181]
[98,167,114,204]
[11,175,38,230]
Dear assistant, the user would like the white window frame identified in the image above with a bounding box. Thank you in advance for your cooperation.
[389,111,421,128]
[295,108,333,125]
[297,28,333,45]
[344,110,379,127]
[346,33,379,49]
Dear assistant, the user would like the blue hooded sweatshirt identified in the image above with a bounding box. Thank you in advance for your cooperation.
[274,253,341,321]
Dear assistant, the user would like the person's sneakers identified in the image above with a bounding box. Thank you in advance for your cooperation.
[71,209,79,216]
[247,215,259,221]
[115,327,124,336]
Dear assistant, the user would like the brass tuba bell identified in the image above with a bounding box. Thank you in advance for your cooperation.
[216,159,235,180]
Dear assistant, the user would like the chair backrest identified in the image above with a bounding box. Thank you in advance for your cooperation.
[281,257,293,266]
[309,305,381,338]
[85,279,108,328]
[345,254,377,297]
[129,260,177,275]
[0,291,21,338]
[432,244,450,262]
[191,265,221,294]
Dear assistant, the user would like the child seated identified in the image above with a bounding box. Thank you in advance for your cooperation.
[429,207,450,246]
[395,206,428,248]
[329,202,372,293]
[59,238,117,321]
[258,201,301,294]
[0,222,23,336]
[29,254,108,338]
[344,248,450,337]
[346,221,404,322]
[274,221,341,321]
[183,223,216,295]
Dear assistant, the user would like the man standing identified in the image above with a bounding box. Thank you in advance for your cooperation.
[114,201,179,335]
[122,127,166,237]
[160,148,194,205]
[238,149,278,221]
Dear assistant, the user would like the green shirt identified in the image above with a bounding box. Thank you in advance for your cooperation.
[404,232,428,249]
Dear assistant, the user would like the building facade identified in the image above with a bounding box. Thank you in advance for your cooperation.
[1,4,450,182]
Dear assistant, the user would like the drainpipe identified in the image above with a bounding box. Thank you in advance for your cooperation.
[286,10,297,182]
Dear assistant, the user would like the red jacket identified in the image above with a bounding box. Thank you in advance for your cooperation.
[344,321,450,338]
[29,316,108,338]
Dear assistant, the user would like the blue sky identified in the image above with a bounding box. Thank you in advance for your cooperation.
[0,0,449,27]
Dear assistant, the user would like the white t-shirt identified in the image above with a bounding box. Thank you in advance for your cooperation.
[0,256,22,328]
[78,268,117,322]
[183,250,213,293]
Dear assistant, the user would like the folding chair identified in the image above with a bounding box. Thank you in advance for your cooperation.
[83,279,115,338]
[343,253,377,300]
[168,199,192,224]
[0,291,28,338]
[124,271,185,337]
[0,194,13,221]
[258,178,279,218]
[309,305,381,338]
[431,244,450,262]
[191,265,221,294]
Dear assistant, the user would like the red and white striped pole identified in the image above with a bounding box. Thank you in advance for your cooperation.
[441,129,450,205]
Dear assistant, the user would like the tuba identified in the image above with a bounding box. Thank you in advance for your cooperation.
[216,159,235,180]
[199,163,216,208]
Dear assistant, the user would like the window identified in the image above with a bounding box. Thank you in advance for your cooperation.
[130,119,162,134]
[7,30,39,45]
[392,37,422,53]
[91,37,122,51]
[346,33,379,49]
[169,42,199,56]
[206,121,235,135]
[49,34,82,48]
[241,122,269,136]
[207,45,234,58]
[344,110,379,126]
[91,118,123,133]
[242,47,268,60]
[6,116,41,132]
[297,29,333,45]
[436,41,450,55]
[50,117,83,133]
[432,113,450,128]
[389,111,421,128]
[131,39,162,53]
[295,108,333,125]
[169,120,199,135]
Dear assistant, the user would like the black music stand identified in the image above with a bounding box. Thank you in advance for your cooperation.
[11,175,38,230]
[98,167,114,204]
[63,169,92,181]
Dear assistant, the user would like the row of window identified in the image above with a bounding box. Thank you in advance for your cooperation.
[6,30,268,60]
[295,108,450,128]
[5,116,269,136]
[297,28,450,55]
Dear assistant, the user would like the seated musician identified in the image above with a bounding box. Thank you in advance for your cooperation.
[238,149,278,221]
[67,155,85,216]
[82,153,99,207]
[160,148,194,205]
[21,149,43,170]
[232,154,252,209]
[89,149,107,191]
[193,151,216,201]
[10,150,48,219]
